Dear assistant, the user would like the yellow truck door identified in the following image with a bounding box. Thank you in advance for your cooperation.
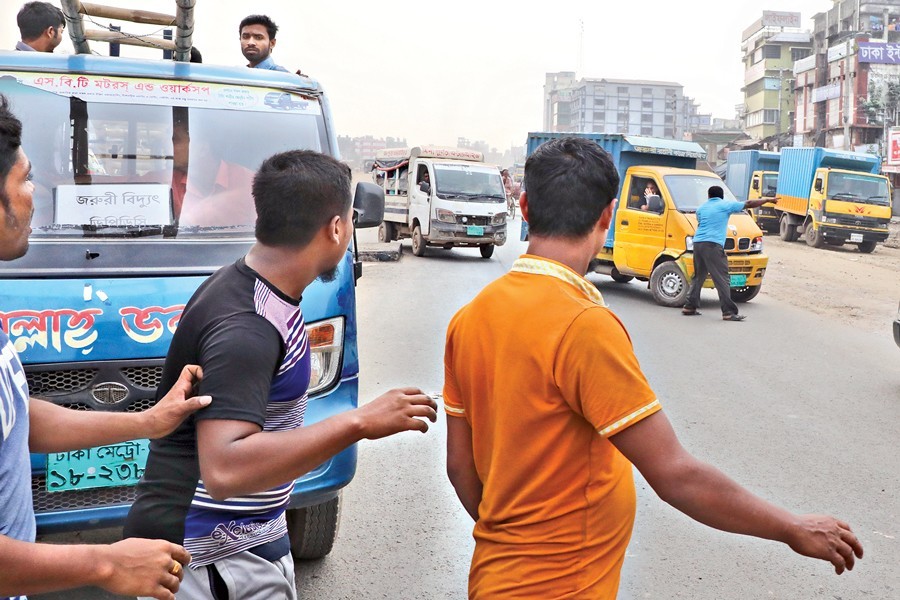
[613,173,668,277]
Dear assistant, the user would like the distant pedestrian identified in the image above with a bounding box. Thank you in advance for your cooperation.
[239,14,289,72]
[15,2,65,53]
[682,185,776,321]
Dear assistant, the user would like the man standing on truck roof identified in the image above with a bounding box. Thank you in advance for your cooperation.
[124,150,438,600]
[682,185,776,321]
[239,14,290,72]
[15,2,65,53]
[444,137,861,599]
[0,95,215,600]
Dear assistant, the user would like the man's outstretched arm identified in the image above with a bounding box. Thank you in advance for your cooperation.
[610,411,863,574]
[29,365,211,454]
[446,415,482,521]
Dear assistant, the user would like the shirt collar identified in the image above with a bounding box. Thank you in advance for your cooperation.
[251,55,280,70]
[15,41,36,51]
[510,254,606,306]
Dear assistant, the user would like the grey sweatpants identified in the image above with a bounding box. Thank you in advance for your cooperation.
[141,551,297,600]
[684,241,738,316]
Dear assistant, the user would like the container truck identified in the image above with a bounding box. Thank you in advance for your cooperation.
[725,150,780,233]
[525,133,768,307]
[775,147,892,252]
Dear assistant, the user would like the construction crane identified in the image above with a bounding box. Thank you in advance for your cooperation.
[58,0,195,61]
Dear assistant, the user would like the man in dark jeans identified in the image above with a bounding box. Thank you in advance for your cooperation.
[683,186,775,321]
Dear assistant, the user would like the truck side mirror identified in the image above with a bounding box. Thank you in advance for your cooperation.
[647,195,664,213]
[353,181,384,229]
[814,179,823,192]
[419,181,431,194]
[751,179,759,191]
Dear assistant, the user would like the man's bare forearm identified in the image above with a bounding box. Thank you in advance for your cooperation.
[0,535,108,596]
[448,467,482,521]
[28,398,153,454]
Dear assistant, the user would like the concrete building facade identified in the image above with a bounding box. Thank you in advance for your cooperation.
[542,72,706,139]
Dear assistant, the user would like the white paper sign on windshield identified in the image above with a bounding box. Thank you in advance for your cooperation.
[54,184,172,226]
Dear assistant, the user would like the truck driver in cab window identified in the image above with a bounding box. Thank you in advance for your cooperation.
[635,179,663,212]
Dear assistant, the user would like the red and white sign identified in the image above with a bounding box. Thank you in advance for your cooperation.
[888,127,900,166]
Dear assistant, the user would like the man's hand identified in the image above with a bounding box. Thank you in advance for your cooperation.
[92,539,190,600]
[143,365,212,439]
[356,387,438,440]
[785,514,863,574]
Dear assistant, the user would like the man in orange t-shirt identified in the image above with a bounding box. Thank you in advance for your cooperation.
[444,137,863,599]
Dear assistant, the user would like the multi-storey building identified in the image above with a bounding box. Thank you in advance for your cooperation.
[542,72,705,139]
[741,11,813,141]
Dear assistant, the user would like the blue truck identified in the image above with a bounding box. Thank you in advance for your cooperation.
[724,150,780,233]
[775,147,892,252]
[0,49,382,559]
[525,133,768,307]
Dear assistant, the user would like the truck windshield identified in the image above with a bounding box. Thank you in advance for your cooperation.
[662,174,739,212]
[827,172,891,206]
[433,164,505,201]
[762,173,778,197]
[0,76,323,242]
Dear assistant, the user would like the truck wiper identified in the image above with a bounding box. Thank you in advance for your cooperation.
[831,192,856,200]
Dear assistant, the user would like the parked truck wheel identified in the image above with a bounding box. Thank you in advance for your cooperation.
[287,494,341,560]
[411,224,426,257]
[779,216,798,242]
[649,261,688,307]
[610,267,634,283]
[858,240,877,254]
[479,244,494,259]
[805,222,824,248]
[731,285,761,303]
[378,221,394,243]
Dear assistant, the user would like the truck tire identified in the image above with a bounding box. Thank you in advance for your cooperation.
[858,240,877,254]
[287,494,341,560]
[779,215,798,242]
[411,224,426,257]
[610,267,634,283]
[805,222,824,248]
[377,221,393,243]
[479,244,494,259]
[731,285,761,303]
[649,261,688,307]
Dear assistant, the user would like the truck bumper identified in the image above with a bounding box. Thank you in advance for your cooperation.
[684,253,768,289]
[428,221,507,246]
[819,223,889,243]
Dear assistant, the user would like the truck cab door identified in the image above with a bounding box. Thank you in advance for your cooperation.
[613,174,668,278]
[409,161,432,235]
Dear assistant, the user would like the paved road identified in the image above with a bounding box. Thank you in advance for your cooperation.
[35,217,900,599]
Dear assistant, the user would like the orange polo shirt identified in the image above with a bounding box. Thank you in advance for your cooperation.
[444,255,661,599]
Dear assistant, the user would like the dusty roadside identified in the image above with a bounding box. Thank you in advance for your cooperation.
[760,219,900,334]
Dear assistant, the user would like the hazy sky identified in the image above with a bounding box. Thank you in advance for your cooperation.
[1,0,833,149]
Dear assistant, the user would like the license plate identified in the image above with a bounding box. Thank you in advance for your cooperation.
[46,440,150,492]
[466,225,484,236]
[850,233,863,243]
[729,274,747,287]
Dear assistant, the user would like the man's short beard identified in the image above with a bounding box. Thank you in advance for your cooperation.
[316,265,339,283]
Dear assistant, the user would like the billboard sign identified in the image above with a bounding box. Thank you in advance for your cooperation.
[888,127,900,166]
[762,11,801,29]
[858,42,900,64]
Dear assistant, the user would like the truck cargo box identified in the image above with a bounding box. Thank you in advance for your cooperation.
[724,150,780,201]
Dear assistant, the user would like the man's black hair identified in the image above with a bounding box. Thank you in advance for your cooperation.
[0,95,24,214]
[17,2,65,41]
[708,185,724,199]
[523,137,619,238]
[239,14,278,40]
[253,150,352,248]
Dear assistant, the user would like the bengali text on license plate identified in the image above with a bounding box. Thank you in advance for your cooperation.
[467,225,484,236]
[850,233,863,243]
[46,439,150,492]
[729,274,748,287]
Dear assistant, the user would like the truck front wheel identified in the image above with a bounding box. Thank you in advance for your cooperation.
[779,216,798,242]
[610,267,634,283]
[805,222,824,248]
[411,224,426,257]
[649,262,688,307]
[731,285,761,303]
[287,494,341,560]
[858,240,877,253]
[479,244,494,259]
[378,221,394,243]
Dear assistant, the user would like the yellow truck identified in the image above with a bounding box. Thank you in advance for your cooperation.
[526,133,768,307]
[775,147,892,252]
[725,150,780,234]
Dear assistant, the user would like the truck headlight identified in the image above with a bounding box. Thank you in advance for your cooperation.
[435,209,457,224]
[307,317,344,395]
[823,216,838,224]
[685,236,694,251]
[750,236,763,252]
[491,212,507,225]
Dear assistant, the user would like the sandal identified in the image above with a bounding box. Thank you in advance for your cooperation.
[722,314,746,322]
[682,308,701,316]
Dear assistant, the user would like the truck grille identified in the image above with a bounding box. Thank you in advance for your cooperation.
[456,215,491,226]
[724,237,751,251]
[32,475,136,512]
[831,215,887,228]
[26,366,163,403]
[728,259,753,275]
